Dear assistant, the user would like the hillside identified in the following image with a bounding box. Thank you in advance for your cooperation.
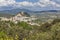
[0,11,31,18]
[0,13,14,18]
[16,12,30,17]
[0,19,60,40]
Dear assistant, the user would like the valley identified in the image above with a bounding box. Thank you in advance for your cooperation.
[0,10,60,40]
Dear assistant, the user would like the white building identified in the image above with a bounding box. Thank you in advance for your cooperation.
[0,12,40,26]
[9,12,37,22]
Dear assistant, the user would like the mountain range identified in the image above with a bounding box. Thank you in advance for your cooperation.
[0,8,60,17]
[0,8,60,14]
[0,8,32,14]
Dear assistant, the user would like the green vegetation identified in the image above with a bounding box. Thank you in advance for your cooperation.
[0,13,14,18]
[0,19,60,40]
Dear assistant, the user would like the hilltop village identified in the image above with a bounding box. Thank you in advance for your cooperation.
[0,12,40,26]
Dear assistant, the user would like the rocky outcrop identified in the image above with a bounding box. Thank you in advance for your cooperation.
[16,12,30,17]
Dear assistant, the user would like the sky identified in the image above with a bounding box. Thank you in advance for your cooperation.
[0,0,60,11]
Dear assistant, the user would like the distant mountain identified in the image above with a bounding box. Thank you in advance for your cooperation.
[0,8,32,14]
[0,9,60,15]
[41,10,60,12]
[34,10,60,13]
[0,11,31,18]
[0,9,60,19]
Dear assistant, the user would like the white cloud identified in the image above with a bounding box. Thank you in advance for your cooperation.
[17,0,60,7]
[0,0,15,6]
[38,0,60,7]
[0,0,60,10]
[18,1,33,6]
[51,1,60,7]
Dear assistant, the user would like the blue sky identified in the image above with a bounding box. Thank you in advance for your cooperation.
[0,0,60,11]
[16,0,39,2]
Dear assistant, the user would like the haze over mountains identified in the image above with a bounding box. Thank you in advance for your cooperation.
[0,8,32,14]
[0,8,60,14]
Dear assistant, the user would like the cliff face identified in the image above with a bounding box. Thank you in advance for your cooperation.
[16,12,30,17]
